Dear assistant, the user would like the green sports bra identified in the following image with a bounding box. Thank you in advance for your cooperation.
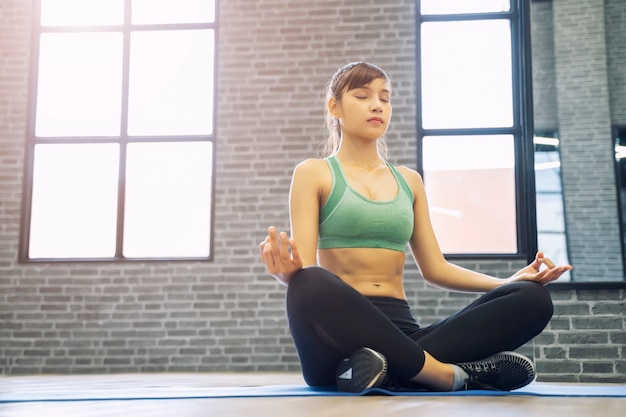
[318,156,414,252]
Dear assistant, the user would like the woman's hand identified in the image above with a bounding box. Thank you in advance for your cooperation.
[507,251,573,286]
[259,226,303,286]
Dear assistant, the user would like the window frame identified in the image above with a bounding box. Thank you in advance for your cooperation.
[20,0,219,263]
[415,0,537,262]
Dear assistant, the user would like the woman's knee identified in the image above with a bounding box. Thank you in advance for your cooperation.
[286,267,339,311]
[511,281,554,322]
[289,267,334,294]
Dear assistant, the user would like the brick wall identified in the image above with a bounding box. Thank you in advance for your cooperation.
[0,0,624,383]
[531,1,558,132]
[606,0,626,123]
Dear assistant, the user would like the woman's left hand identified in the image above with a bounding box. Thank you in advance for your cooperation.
[507,251,573,286]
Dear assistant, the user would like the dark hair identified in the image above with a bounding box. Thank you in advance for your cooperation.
[321,62,392,158]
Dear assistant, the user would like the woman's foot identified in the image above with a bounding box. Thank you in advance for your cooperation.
[336,347,390,392]
[456,351,536,391]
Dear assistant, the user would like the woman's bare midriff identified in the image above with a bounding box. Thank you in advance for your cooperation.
[317,247,407,299]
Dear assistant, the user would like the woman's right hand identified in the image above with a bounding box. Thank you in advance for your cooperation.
[259,226,303,286]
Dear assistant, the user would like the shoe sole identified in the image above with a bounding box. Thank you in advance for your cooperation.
[460,351,536,391]
[336,347,388,393]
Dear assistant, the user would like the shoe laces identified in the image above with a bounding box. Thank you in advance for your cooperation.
[463,360,497,373]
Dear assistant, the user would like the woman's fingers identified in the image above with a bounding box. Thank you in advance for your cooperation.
[288,238,302,269]
[279,231,290,261]
[260,227,301,275]
[260,227,280,272]
[268,227,281,257]
[261,240,277,272]
[259,235,270,260]
[538,265,572,285]
[540,255,556,269]
[531,251,544,270]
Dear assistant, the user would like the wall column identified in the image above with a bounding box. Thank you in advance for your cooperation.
[553,0,623,280]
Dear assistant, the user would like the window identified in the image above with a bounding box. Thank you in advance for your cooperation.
[615,126,626,273]
[416,0,536,259]
[21,0,217,261]
[534,131,571,281]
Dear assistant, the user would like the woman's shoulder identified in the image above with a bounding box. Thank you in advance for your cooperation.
[294,158,330,175]
[291,158,332,197]
[393,164,426,194]
[393,164,423,181]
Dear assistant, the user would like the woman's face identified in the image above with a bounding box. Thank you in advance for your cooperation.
[330,77,392,142]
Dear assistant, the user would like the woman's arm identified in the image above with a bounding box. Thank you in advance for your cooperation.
[288,159,325,268]
[400,167,571,292]
[259,159,326,285]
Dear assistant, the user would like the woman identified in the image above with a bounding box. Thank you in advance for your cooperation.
[260,61,572,393]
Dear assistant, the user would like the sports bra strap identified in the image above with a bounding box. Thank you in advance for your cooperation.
[320,156,346,220]
[387,163,413,201]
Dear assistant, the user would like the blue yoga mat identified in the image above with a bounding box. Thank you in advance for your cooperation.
[2,382,625,403]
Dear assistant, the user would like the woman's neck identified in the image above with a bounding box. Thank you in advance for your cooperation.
[335,144,384,171]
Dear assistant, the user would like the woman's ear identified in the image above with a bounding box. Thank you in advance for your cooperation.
[328,97,340,119]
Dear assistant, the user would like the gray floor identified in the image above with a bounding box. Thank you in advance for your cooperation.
[1,373,624,417]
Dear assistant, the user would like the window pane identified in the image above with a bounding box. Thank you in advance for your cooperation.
[41,0,124,26]
[423,135,517,253]
[616,128,626,277]
[421,20,513,129]
[421,0,510,15]
[123,142,213,258]
[127,30,215,136]
[132,0,215,24]
[534,135,571,280]
[29,144,120,258]
[36,33,123,137]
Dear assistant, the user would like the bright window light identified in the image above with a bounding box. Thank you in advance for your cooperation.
[128,30,215,136]
[26,0,217,261]
[123,142,213,258]
[132,0,215,24]
[29,144,120,258]
[421,0,510,15]
[421,20,513,129]
[40,0,124,26]
[36,33,123,137]
[423,135,517,254]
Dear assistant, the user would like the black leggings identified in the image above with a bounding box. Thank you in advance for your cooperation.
[286,266,553,387]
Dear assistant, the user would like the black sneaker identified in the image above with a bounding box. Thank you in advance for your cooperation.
[336,347,390,393]
[457,351,536,391]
